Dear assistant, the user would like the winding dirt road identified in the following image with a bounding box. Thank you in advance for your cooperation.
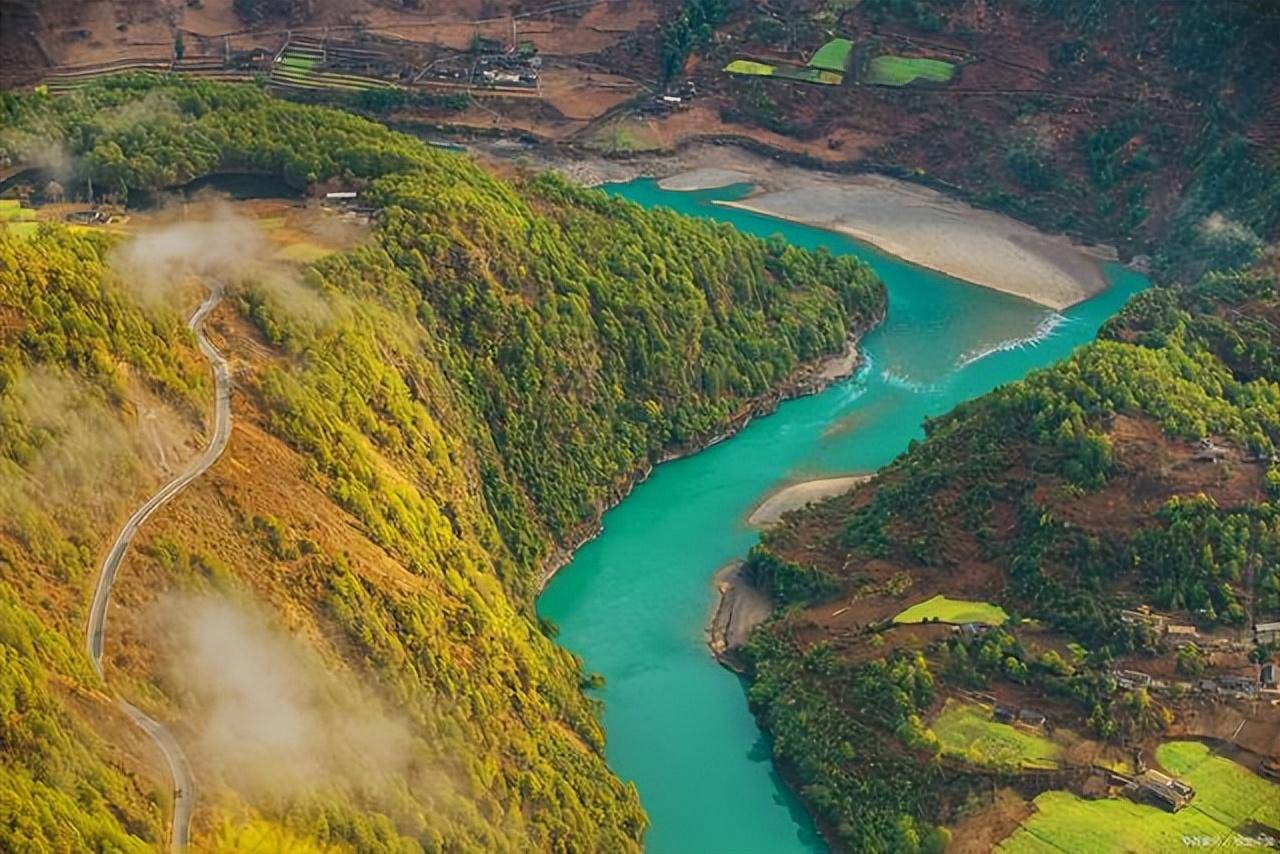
[86,287,231,851]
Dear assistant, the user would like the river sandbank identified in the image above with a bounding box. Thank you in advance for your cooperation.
[719,175,1114,310]
[707,560,773,670]
[746,475,870,528]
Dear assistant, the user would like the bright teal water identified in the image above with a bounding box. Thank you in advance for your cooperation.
[537,180,1149,853]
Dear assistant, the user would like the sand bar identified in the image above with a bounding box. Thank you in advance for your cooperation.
[658,167,752,191]
[708,560,773,662]
[747,475,869,527]
[722,174,1115,310]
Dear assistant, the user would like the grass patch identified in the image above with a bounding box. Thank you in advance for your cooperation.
[863,56,956,87]
[273,242,332,263]
[809,38,854,72]
[893,594,1007,625]
[0,202,37,223]
[932,700,1061,770]
[725,60,776,77]
[999,741,1280,852]
[589,120,662,154]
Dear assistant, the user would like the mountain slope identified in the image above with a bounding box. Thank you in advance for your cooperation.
[0,78,884,849]
[741,267,1280,850]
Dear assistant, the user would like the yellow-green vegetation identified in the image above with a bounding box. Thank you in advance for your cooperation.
[0,199,37,221]
[0,76,886,851]
[0,199,39,238]
[271,241,331,263]
[808,38,854,72]
[590,119,663,152]
[893,594,1009,625]
[1158,741,1280,830]
[726,59,842,85]
[1000,741,1280,852]
[931,700,1061,769]
[726,59,777,76]
[863,56,956,86]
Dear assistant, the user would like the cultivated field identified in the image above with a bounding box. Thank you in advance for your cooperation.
[999,741,1280,852]
[863,56,956,87]
[893,594,1008,625]
[808,38,854,73]
[932,700,1062,770]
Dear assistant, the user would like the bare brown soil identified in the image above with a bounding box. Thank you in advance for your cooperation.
[948,787,1034,854]
[1041,414,1267,534]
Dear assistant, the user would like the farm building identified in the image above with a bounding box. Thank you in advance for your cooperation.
[1166,624,1198,639]
[1255,621,1280,644]
[1262,663,1276,689]
[1136,769,1195,811]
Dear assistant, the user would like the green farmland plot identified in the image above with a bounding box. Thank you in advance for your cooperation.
[864,56,956,87]
[725,60,776,77]
[893,594,1008,625]
[808,38,854,72]
[932,700,1061,770]
[1157,741,1280,830]
[725,59,841,85]
[999,741,1280,852]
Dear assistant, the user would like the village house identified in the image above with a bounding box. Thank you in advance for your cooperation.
[1114,669,1153,690]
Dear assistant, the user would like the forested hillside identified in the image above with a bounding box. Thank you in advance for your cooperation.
[0,78,883,850]
[741,267,1280,850]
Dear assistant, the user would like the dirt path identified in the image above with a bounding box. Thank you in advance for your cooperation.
[86,286,231,851]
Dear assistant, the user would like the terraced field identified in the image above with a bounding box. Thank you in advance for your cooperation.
[270,45,392,93]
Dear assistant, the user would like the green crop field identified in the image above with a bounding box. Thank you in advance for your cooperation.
[863,56,956,87]
[725,59,841,85]
[932,700,1061,770]
[1158,741,1280,830]
[278,54,317,72]
[774,66,842,85]
[999,741,1280,852]
[809,38,854,72]
[725,60,776,77]
[893,594,1007,625]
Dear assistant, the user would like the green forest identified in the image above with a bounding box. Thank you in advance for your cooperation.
[0,78,883,850]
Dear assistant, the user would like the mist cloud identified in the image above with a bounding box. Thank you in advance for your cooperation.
[159,594,424,801]
[110,204,332,329]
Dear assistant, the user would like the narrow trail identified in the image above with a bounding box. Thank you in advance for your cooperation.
[86,286,232,852]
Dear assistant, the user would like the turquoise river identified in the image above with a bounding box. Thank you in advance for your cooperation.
[537,180,1149,853]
